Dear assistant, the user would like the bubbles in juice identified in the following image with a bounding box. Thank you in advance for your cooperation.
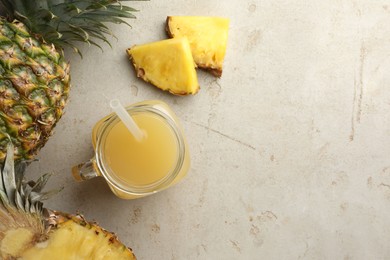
[104,112,178,186]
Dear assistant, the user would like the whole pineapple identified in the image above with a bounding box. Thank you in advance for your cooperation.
[0,144,136,259]
[0,0,140,162]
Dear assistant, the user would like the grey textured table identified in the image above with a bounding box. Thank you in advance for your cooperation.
[29,1,390,259]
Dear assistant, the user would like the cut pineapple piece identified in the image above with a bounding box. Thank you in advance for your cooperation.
[22,217,135,260]
[166,16,230,77]
[127,38,199,95]
[0,144,136,260]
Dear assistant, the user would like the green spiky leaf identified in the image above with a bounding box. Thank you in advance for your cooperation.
[0,0,144,53]
[0,143,60,214]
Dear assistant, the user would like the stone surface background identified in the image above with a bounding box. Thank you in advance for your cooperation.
[29,1,390,259]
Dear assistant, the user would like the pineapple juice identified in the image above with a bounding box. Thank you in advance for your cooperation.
[103,112,178,186]
[85,100,190,199]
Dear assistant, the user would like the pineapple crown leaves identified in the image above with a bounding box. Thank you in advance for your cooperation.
[0,0,145,56]
[0,143,62,216]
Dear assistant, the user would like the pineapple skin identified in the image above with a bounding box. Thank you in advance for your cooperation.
[0,0,141,162]
[0,18,70,162]
[166,16,230,77]
[127,38,199,95]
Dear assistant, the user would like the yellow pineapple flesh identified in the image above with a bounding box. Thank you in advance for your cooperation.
[166,16,230,77]
[21,215,135,260]
[127,38,199,95]
[0,144,136,260]
[1,228,35,257]
[1,213,136,260]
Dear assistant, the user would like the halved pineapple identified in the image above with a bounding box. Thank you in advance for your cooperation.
[0,144,135,259]
[21,213,135,259]
[166,16,230,77]
[127,38,199,95]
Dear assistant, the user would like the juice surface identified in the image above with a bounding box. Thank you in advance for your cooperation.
[104,112,178,186]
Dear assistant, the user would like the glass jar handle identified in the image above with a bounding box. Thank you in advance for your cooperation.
[72,158,99,181]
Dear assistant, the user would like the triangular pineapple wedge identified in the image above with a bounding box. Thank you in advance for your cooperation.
[127,38,199,95]
[166,16,230,77]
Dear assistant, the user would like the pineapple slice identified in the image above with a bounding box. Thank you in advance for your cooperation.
[127,38,199,95]
[166,16,230,77]
[0,144,136,259]
[21,215,135,259]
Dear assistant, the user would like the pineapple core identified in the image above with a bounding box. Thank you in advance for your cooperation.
[166,16,230,77]
[127,37,199,95]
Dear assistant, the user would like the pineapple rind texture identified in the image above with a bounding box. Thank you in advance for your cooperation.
[0,144,136,259]
[127,38,199,95]
[0,18,70,162]
[0,0,141,163]
[166,16,230,77]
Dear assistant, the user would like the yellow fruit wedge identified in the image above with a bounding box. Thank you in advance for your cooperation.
[0,143,136,260]
[127,38,199,95]
[166,16,230,77]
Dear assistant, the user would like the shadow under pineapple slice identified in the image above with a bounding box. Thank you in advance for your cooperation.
[0,144,135,259]
[127,37,199,95]
[166,16,230,77]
